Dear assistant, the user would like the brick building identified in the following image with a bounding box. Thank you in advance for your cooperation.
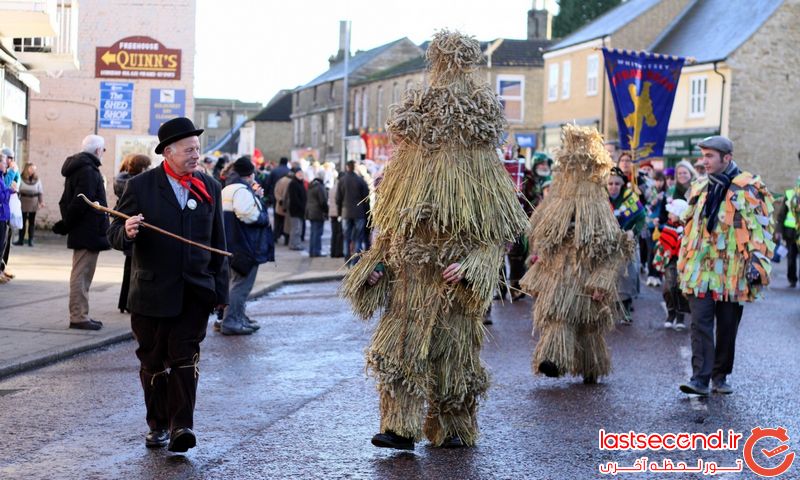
[1,0,79,165]
[195,97,263,154]
[541,0,799,190]
[26,0,196,224]
[249,90,292,165]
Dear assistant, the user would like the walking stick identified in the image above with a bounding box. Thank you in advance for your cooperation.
[78,194,232,257]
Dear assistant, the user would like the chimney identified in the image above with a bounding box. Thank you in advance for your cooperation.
[527,1,552,40]
[329,21,349,66]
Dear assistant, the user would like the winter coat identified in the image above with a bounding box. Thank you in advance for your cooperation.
[0,172,10,221]
[57,152,111,251]
[287,177,307,218]
[114,171,132,199]
[335,171,369,219]
[18,178,43,213]
[677,172,775,302]
[222,179,274,274]
[305,179,328,221]
[273,175,292,216]
[328,178,339,217]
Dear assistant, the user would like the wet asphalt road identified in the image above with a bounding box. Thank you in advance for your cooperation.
[1,267,799,479]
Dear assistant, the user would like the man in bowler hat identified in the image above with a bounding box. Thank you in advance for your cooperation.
[108,117,229,453]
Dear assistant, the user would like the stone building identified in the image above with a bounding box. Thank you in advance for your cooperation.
[250,89,292,164]
[1,0,79,165]
[25,0,197,224]
[195,97,263,154]
[541,0,799,190]
[347,5,553,160]
[291,32,422,165]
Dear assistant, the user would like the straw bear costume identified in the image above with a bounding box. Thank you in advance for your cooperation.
[341,31,527,446]
[520,125,634,382]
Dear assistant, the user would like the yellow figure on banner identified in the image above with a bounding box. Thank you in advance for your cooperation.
[624,81,657,156]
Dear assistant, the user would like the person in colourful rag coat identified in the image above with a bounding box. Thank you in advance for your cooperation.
[607,166,646,323]
[677,136,774,396]
[108,117,229,452]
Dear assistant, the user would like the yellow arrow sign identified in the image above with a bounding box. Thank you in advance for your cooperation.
[101,51,116,65]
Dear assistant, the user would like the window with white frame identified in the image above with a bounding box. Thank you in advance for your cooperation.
[548,63,559,101]
[299,117,305,145]
[329,81,335,101]
[689,76,707,117]
[496,75,524,123]
[392,82,399,103]
[293,119,299,145]
[586,55,599,96]
[405,79,412,91]
[377,86,384,127]
[561,60,571,99]
[207,112,219,128]
[361,87,368,128]
[353,90,361,128]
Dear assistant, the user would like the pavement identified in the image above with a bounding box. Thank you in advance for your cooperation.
[0,229,346,380]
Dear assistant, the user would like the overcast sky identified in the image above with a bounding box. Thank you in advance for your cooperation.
[194,0,559,105]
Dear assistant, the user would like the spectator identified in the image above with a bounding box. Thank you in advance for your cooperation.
[306,170,328,257]
[220,157,273,335]
[273,169,293,246]
[15,162,44,247]
[775,178,800,288]
[52,135,112,330]
[645,170,667,287]
[608,166,646,323]
[328,171,344,258]
[1,148,19,278]
[114,153,152,313]
[0,154,12,283]
[693,157,707,179]
[336,160,370,264]
[201,156,215,176]
[651,199,690,330]
[287,168,307,251]
[678,136,774,396]
[266,156,290,208]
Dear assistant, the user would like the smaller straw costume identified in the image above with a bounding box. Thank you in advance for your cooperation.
[341,30,528,447]
[520,125,634,382]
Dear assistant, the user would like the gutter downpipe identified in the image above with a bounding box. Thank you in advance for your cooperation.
[600,36,608,137]
[712,61,726,136]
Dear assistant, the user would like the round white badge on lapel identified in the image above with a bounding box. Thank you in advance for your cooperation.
[187,199,197,210]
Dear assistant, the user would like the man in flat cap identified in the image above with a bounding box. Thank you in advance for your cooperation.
[108,117,229,453]
[677,135,774,396]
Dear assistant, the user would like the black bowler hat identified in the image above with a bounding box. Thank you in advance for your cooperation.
[155,117,204,155]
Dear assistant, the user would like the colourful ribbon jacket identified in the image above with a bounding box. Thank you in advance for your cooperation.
[677,172,775,302]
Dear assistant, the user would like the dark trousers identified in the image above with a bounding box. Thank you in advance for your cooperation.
[0,221,7,271]
[508,237,527,288]
[2,223,9,270]
[17,212,36,244]
[309,220,324,257]
[688,295,743,386]
[131,284,212,432]
[786,228,798,284]
[330,217,344,257]
[118,255,132,312]
[274,213,288,245]
[663,262,690,314]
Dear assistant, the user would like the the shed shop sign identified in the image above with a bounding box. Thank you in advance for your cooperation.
[96,36,181,80]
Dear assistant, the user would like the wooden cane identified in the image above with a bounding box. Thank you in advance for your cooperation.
[78,194,233,257]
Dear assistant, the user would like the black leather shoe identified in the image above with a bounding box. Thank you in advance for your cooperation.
[145,429,169,448]
[441,436,466,448]
[538,360,561,378]
[69,321,102,331]
[168,428,196,453]
[89,319,103,327]
[371,431,414,450]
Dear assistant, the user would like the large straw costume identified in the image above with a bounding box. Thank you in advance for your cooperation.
[341,31,528,446]
[520,125,634,381]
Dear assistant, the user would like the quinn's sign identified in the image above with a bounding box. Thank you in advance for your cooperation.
[95,36,181,80]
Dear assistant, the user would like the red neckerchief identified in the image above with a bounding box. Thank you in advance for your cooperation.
[162,161,212,204]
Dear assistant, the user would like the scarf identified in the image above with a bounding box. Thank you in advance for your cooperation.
[163,161,212,204]
[702,160,740,233]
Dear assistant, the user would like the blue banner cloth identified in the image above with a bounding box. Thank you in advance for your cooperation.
[602,48,684,161]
